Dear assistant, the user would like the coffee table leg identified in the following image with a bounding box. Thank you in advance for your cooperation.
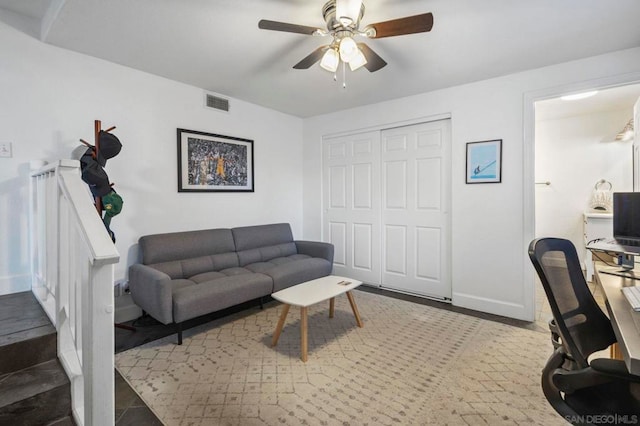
[301,306,308,362]
[272,304,290,347]
[329,297,335,318]
[346,291,363,328]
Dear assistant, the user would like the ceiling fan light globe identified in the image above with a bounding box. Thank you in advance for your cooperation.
[320,48,339,72]
[339,36,358,62]
[348,48,367,71]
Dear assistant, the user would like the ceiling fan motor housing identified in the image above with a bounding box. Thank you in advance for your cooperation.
[323,0,365,31]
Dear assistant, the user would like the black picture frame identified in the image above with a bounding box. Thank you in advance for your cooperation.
[465,139,502,184]
[177,128,254,192]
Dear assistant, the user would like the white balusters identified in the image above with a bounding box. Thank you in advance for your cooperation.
[29,160,119,426]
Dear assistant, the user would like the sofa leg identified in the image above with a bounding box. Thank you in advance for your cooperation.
[177,323,182,345]
[260,297,264,310]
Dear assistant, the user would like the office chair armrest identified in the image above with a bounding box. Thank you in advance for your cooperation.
[553,358,640,393]
[552,367,617,393]
[590,358,640,382]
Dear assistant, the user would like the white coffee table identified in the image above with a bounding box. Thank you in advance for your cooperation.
[271,275,363,362]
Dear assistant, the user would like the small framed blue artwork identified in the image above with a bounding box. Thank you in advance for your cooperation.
[466,139,502,184]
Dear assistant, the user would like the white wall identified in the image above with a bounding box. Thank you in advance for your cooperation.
[0,22,304,319]
[535,108,634,266]
[3,17,640,324]
[302,47,640,321]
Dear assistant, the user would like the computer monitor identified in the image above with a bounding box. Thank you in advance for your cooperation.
[586,192,640,275]
[613,192,640,243]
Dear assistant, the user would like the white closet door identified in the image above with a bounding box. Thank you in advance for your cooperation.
[381,120,451,299]
[323,131,381,284]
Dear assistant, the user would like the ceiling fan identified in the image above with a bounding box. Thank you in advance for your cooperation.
[258,0,434,73]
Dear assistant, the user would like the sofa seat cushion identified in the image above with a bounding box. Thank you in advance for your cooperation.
[171,279,197,292]
[244,254,312,272]
[263,257,333,292]
[172,273,273,323]
[190,267,257,283]
[189,271,226,284]
[220,267,255,276]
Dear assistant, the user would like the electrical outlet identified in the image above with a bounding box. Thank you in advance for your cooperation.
[114,279,129,297]
[0,142,11,158]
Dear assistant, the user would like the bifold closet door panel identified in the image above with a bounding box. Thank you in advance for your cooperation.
[323,131,382,285]
[380,119,452,299]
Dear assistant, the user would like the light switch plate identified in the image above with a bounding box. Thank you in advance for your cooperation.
[0,143,12,158]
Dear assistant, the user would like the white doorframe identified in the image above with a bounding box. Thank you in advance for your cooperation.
[523,72,640,321]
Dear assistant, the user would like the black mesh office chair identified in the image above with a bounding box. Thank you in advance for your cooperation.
[528,238,640,424]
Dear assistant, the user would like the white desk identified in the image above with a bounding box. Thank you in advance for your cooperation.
[595,266,640,375]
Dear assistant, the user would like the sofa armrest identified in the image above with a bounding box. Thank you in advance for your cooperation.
[295,240,334,264]
[128,264,174,324]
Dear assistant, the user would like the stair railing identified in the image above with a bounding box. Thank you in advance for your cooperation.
[30,160,119,426]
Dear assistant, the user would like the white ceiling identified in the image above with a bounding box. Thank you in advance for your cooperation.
[0,0,50,19]
[1,0,640,118]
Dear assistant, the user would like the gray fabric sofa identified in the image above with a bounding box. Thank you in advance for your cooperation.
[129,223,334,344]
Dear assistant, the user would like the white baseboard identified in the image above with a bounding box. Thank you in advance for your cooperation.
[452,292,533,322]
[115,294,142,323]
[0,274,31,296]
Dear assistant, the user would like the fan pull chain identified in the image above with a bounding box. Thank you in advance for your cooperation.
[342,60,347,89]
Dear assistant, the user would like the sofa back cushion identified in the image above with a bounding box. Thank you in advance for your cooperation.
[140,228,236,265]
[232,223,293,250]
[236,243,298,266]
[232,223,297,266]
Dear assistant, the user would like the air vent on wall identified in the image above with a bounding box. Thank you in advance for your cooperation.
[204,92,230,113]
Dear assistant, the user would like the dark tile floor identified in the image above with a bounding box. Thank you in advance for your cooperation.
[114,369,162,425]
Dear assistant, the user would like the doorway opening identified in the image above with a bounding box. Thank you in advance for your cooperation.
[531,83,640,325]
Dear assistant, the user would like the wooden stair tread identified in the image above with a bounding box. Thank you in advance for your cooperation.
[0,291,52,344]
[0,359,69,408]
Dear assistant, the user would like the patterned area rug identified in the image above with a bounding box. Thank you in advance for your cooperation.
[115,291,566,425]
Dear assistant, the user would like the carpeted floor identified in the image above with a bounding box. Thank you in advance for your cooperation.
[115,291,566,425]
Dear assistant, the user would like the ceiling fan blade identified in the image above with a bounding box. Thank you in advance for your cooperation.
[293,46,329,69]
[258,19,321,35]
[357,43,387,72]
[365,12,433,38]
